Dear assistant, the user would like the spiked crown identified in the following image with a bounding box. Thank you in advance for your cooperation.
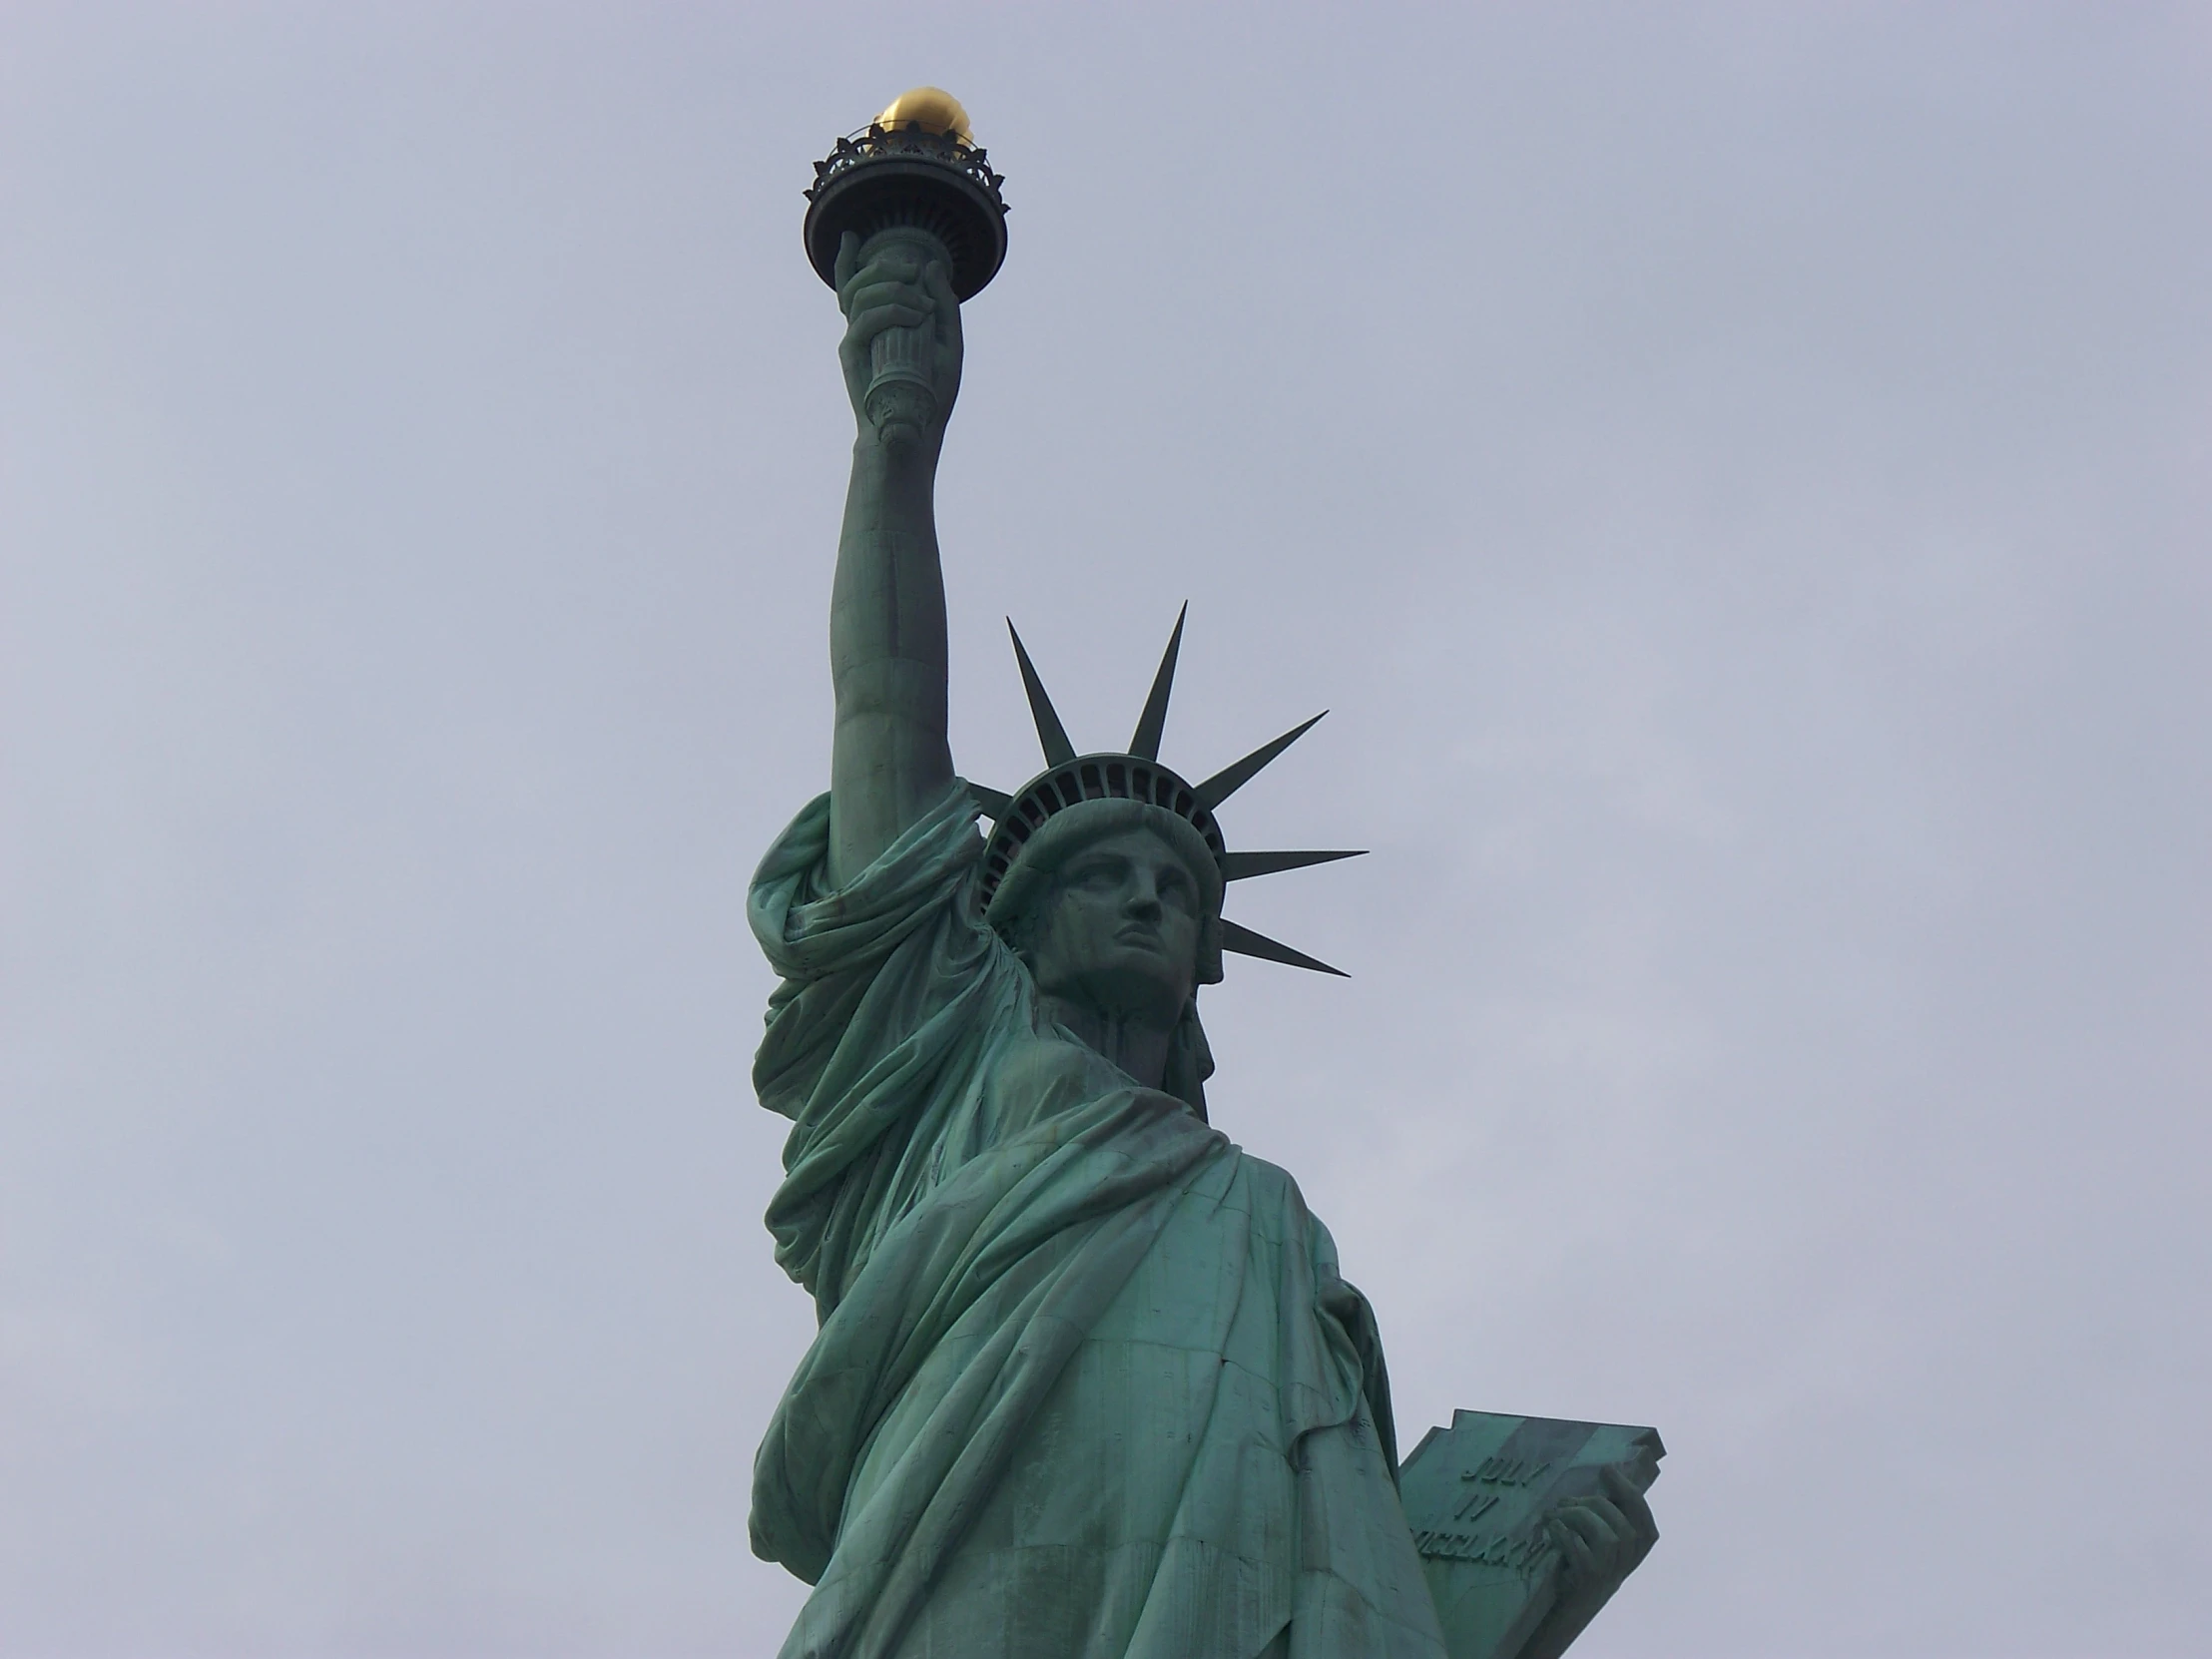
[972,606,1362,976]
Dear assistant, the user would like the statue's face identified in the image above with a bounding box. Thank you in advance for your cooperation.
[1023,828,1204,1022]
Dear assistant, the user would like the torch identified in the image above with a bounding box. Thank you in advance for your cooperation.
[804,89,1010,439]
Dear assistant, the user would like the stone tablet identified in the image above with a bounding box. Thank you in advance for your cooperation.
[1398,1410,1665,1659]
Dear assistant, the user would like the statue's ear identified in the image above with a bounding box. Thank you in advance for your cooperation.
[1197,914,1225,986]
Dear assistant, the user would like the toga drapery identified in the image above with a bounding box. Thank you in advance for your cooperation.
[748,782,1446,1659]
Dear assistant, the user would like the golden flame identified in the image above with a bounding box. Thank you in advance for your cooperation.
[874,87,973,145]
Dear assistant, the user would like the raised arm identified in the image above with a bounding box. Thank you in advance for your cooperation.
[826,231,963,886]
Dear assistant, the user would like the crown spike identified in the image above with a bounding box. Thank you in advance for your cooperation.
[1128,602,1188,762]
[1220,919,1347,976]
[1194,713,1327,812]
[1220,848,1366,881]
[967,783,1013,820]
[1006,620,1077,766]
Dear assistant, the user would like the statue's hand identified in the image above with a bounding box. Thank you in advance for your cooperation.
[833,229,962,451]
[1537,1466,1659,1633]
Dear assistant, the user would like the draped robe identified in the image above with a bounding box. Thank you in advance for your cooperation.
[749,783,1446,1659]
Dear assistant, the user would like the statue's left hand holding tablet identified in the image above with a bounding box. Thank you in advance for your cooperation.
[1518,1465,1662,1659]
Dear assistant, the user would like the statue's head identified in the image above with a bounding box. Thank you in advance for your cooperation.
[985,800,1226,1019]
[985,799,1225,1110]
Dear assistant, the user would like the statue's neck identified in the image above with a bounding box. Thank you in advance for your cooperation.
[1039,994,1174,1093]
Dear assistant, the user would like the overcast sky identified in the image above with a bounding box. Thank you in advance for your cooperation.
[3,4,2208,1656]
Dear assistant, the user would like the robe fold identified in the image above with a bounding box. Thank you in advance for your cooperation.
[750,783,1446,1659]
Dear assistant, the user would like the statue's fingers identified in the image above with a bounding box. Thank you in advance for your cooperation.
[1602,1466,1661,1541]
[841,280,934,318]
[832,231,860,291]
[1552,1504,1617,1562]
[837,248,921,308]
[836,252,885,306]
[1551,1503,1603,1540]
[1579,1495,1634,1544]
[1548,1516,1598,1580]
[843,302,932,344]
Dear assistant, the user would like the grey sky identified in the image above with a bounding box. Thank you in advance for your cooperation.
[3,4,2206,1655]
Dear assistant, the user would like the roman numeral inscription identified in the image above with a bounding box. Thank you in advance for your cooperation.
[1452,1490,1501,1523]
[1412,1528,1554,1570]
[1466,1456,1552,1487]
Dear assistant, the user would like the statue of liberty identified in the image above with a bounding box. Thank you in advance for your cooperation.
[748,91,1658,1659]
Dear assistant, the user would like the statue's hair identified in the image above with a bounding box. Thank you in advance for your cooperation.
[980,798,1222,1116]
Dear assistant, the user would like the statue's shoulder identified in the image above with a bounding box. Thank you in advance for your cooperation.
[1222,1146,1313,1211]
[1188,1143,1336,1253]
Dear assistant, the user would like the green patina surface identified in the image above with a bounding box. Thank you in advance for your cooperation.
[748,112,1658,1658]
